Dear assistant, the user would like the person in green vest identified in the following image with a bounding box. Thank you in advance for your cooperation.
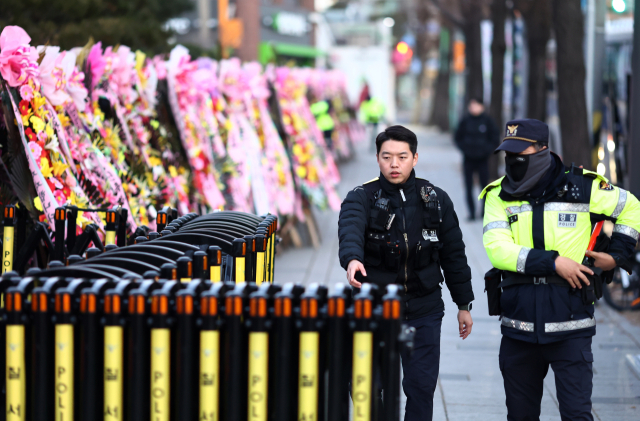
[311,99,336,150]
[359,95,386,151]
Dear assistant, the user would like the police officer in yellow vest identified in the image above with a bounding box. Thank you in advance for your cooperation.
[480,119,640,421]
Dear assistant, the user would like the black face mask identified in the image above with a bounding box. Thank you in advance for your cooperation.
[502,148,552,197]
[505,154,529,182]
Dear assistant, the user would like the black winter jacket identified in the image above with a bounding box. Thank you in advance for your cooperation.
[454,112,500,160]
[338,170,474,319]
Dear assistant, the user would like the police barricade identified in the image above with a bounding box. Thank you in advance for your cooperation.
[1,210,415,421]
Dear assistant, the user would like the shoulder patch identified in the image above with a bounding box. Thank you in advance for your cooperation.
[479,177,505,200]
[599,181,614,191]
[582,169,609,183]
[363,177,379,185]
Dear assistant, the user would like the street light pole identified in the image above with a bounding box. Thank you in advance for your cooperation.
[628,3,640,196]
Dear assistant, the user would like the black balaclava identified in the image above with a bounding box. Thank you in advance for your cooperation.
[502,148,551,197]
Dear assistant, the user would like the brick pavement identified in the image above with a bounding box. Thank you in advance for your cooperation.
[275,126,640,420]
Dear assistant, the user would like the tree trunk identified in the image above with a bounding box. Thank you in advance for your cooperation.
[429,25,452,131]
[552,0,591,168]
[518,0,551,121]
[461,0,484,101]
[489,0,507,180]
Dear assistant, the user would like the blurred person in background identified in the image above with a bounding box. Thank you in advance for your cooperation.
[455,97,500,221]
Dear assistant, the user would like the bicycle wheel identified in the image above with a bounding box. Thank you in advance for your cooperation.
[603,267,640,311]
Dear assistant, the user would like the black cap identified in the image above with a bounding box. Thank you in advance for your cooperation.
[495,118,549,154]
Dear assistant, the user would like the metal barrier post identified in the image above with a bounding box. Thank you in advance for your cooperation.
[270,283,304,421]
[103,290,125,421]
[199,283,233,421]
[381,285,403,421]
[193,251,208,280]
[175,285,200,420]
[243,235,256,284]
[221,283,254,421]
[352,287,376,421]
[232,239,246,283]
[54,289,75,421]
[177,256,193,283]
[327,284,352,421]
[5,286,29,421]
[31,278,68,421]
[54,208,66,262]
[207,246,222,283]
[105,210,117,246]
[297,284,327,421]
[254,235,266,285]
[2,205,15,274]
[150,289,172,421]
[126,282,161,421]
[157,211,168,233]
[116,208,128,248]
[66,206,78,253]
[78,280,116,420]
[247,290,269,421]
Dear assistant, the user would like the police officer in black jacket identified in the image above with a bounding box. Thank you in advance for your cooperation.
[338,125,475,421]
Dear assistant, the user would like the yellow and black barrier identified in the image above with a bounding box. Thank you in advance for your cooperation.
[1,273,414,421]
[0,211,416,421]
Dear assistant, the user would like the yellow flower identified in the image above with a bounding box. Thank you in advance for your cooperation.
[169,165,178,178]
[32,94,47,113]
[45,123,54,140]
[224,119,233,131]
[21,114,30,127]
[52,161,69,177]
[34,197,43,212]
[58,113,71,127]
[30,116,45,133]
[40,158,53,177]
[292,144,303,156]
[296,166,307,179]
[149,157,162,167]
[76,211,90,227]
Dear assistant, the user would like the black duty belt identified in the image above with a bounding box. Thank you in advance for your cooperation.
[499,273,569,288]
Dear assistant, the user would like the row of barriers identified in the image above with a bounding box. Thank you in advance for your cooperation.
[2,278,412,421]
[1,208,415,421]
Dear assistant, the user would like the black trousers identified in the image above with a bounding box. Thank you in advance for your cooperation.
[463,158,489,218]
[500,335,594,421]
[400,311,444,421]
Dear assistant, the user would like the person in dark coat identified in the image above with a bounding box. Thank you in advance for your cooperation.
[338,125,475,421]
[454,97,500,220]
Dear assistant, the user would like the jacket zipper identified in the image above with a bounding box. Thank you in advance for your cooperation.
[400,189,409,290]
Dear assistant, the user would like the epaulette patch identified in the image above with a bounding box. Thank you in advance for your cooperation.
[363,177,379,185]
[599,181,614,191]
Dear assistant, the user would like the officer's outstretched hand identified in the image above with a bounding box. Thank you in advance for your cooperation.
[346,259,367,288]
[554,256,593,289]
[458,311,473,340]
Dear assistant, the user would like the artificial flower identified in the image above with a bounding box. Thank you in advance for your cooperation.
[40,158,53,177]
[33,197,43,212]
[19,85,33,101]
[27,141,42,159]
[29,115,45,133]
[18,100,30,116]
[57,113,70,127]
[53,190,67,205]
[37,47,75,106]
[25,127,36,142]
[52,160,69,177]
[0,26,39,87]
[37,131,47,142]
[44,136,59,152]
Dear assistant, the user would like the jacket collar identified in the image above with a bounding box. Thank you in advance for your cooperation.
[379,169,417,199]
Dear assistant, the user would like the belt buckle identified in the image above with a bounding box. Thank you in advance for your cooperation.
[533,277,547,285]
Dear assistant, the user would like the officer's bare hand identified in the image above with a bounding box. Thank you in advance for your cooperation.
[346,259,367,288]
[554,256,593,289]
[458,310,473,340]
[585,250,616,271]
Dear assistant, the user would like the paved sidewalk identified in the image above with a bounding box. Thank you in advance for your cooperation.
[274,126,640,420]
